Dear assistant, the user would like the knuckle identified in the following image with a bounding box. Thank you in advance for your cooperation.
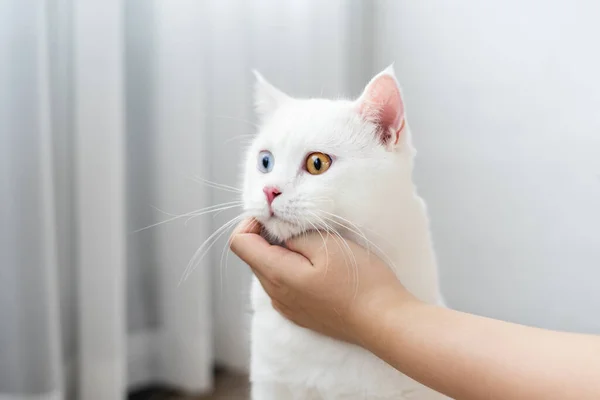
[229,235,243,254]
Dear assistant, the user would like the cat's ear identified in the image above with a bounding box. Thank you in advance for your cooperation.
[356,65,406,149]
[253,70,290,121]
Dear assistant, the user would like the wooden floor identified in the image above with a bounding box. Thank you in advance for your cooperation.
[190,372,249,400]
[129,371,249,400]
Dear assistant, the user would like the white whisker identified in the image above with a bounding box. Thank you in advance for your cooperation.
[132,201,243,233]
[218,218,259,294]
[150,205,179,218]
[310,212,358,294]
[304,216,329,274]
[179,214,246,285]
[318,211,398,273]
[224,134,256,145]
[183,203,243,226]
[190,176,243,193]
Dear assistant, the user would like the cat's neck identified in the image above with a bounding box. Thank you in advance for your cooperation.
[344,189,442,304]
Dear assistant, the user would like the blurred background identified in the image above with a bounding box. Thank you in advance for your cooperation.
[1,0,599,399]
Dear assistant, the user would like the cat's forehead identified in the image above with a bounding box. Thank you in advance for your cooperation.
[256,98,358,150]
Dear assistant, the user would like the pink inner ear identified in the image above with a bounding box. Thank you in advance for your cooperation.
[359,75,405,145]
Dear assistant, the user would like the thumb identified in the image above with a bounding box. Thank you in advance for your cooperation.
[230,219,313,283]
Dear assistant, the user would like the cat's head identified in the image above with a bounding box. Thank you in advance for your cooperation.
[242,66,415,242]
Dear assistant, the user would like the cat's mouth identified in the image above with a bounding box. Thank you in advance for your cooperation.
[263,213,296,228]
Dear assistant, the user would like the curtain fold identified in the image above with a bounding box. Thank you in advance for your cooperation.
[0,2,63,399]
[150,0,213,392]
[72,1,127,399]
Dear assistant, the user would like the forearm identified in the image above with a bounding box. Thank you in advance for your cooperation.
[358,299,600,400]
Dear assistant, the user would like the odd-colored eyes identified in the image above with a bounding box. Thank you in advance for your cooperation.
[257,150,333,175]
[257,150,274,173]
[306,152,332,175]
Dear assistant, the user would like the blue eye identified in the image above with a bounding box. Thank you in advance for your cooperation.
[257,150,274,173]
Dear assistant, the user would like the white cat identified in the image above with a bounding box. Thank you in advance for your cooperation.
[242,66,447,399]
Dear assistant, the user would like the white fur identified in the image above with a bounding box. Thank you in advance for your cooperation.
[242,67,447,399]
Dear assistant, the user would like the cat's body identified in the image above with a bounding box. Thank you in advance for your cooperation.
[242,67,447,399]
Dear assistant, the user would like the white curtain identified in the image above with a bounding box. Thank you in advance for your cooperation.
[0,0,363,398]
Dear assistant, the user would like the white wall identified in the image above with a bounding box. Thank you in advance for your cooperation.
[374,1,600,333]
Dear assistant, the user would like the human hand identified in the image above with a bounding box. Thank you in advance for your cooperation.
[230,219,417,344]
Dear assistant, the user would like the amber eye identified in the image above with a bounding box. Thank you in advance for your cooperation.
[305,152,332,175]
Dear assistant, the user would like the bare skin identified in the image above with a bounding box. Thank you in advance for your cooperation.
[230,219,600,400]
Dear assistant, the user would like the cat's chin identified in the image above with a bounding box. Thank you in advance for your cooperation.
[258,215,307,244]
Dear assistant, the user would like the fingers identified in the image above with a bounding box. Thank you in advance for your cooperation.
[230,219,312,283]
[231,217,262,236]
[286,230,343,263]
[230,222,278,271]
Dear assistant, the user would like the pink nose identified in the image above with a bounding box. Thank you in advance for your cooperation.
[263,186,282,206]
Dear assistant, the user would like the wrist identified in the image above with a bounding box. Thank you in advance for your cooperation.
[349,284,422,348]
